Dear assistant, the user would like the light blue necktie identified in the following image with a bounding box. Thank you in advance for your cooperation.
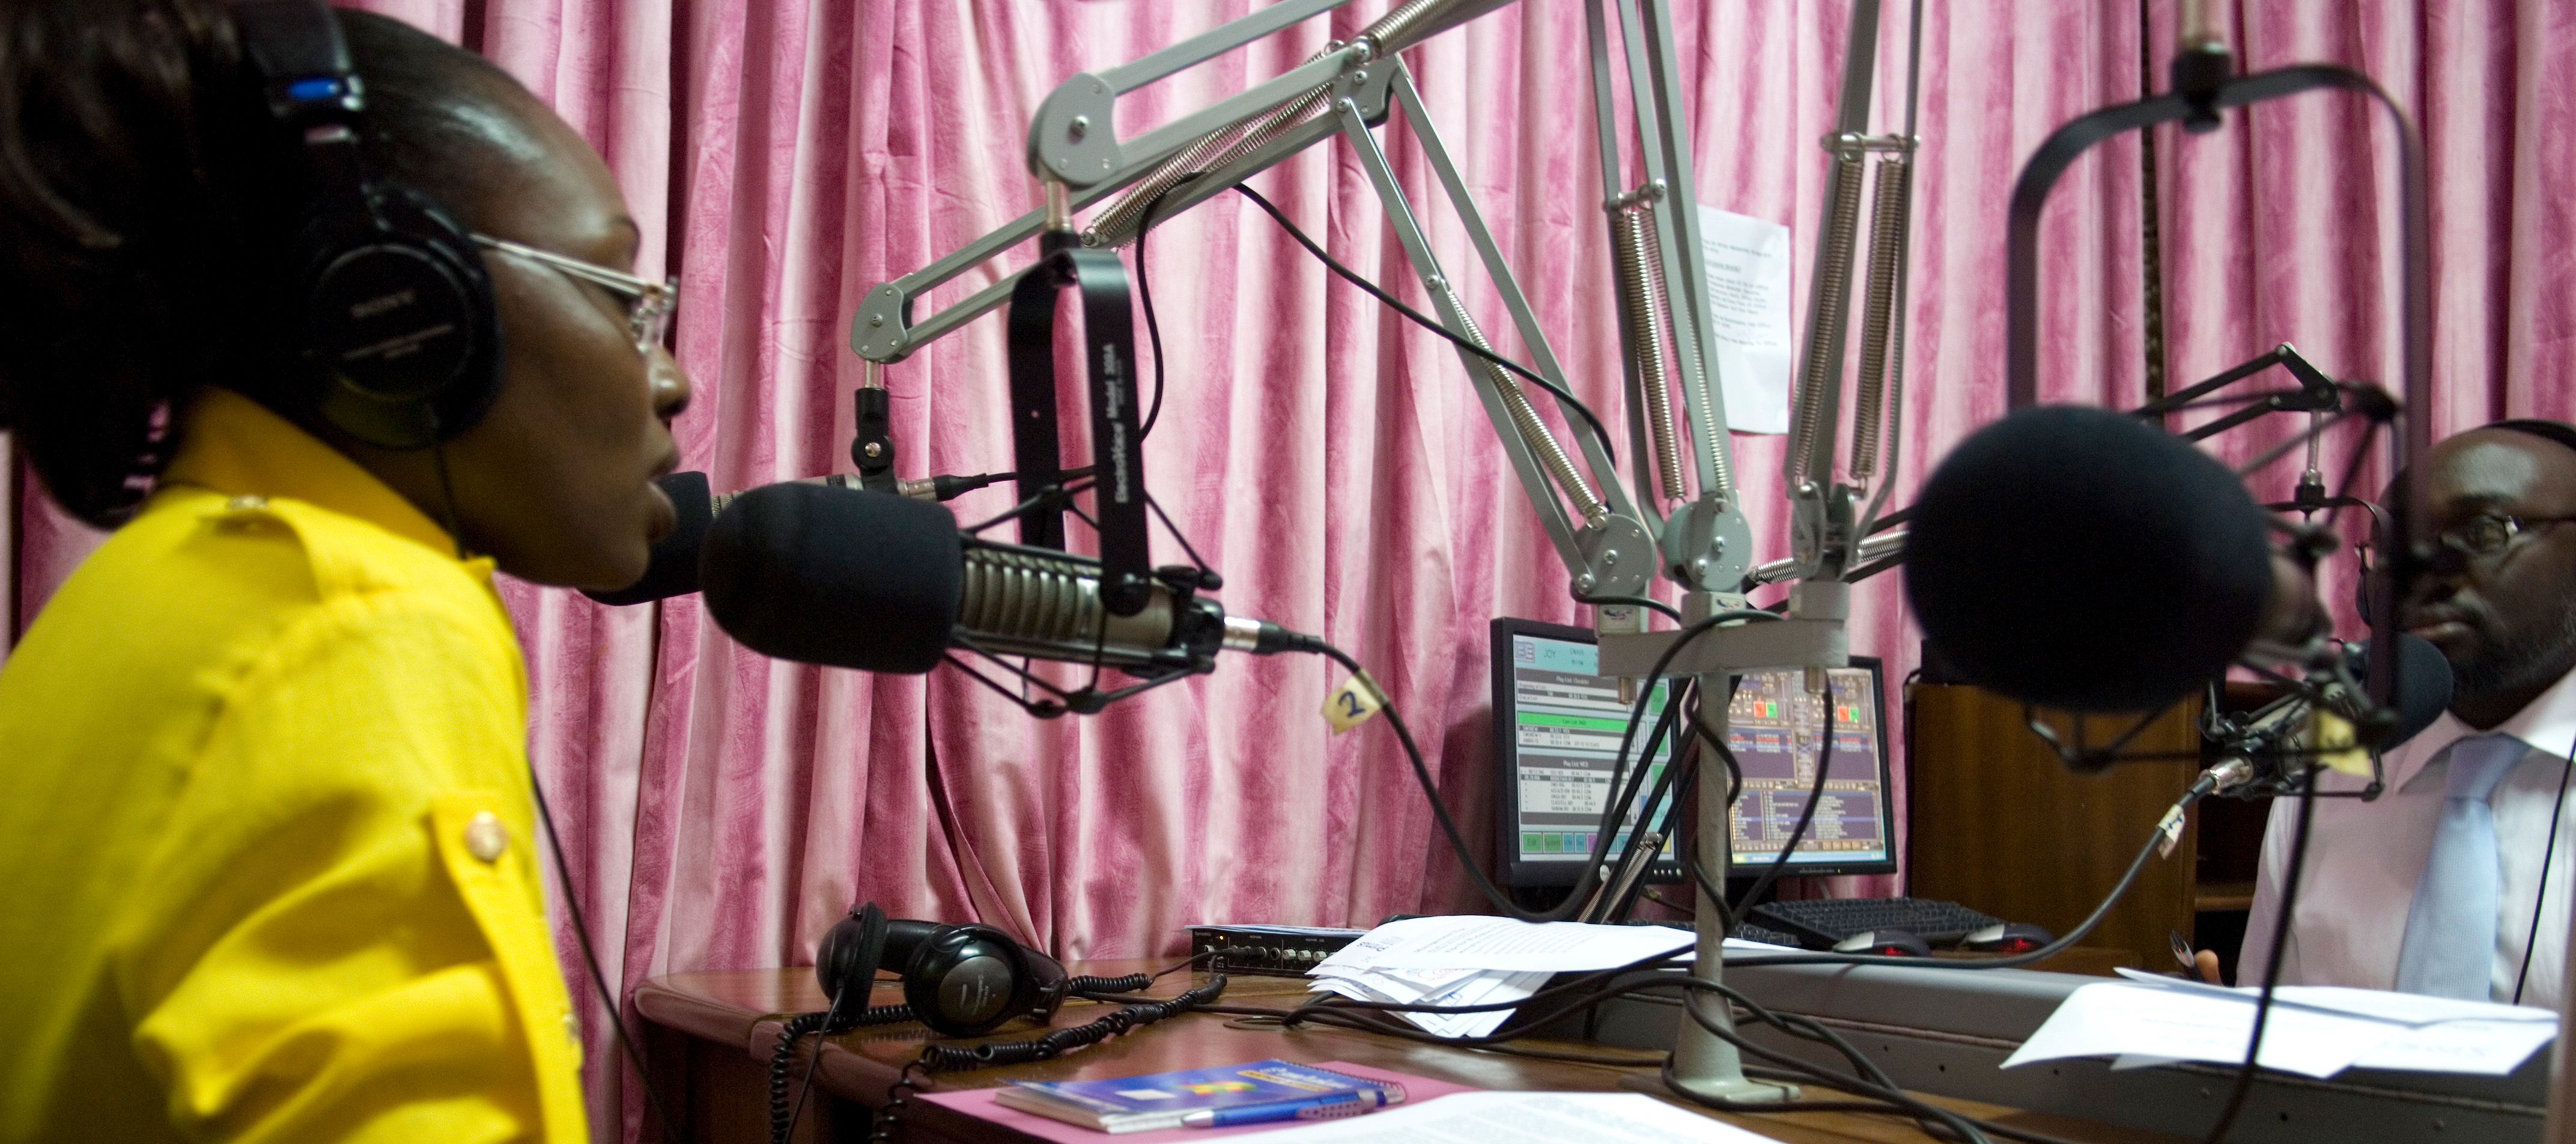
[2393,734,2530,1000]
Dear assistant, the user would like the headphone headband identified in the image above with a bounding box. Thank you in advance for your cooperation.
[227,0,363,124]
[2485,418,2576,458]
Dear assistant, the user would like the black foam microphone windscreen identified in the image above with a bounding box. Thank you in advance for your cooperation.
[584,470,714,606]
[1904,406,2275,712]
[2354,633,2456,748]
[699,481,962,674]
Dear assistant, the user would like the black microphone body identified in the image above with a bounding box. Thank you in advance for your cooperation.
[698,481,1314,677]
[2324,632,2454,750]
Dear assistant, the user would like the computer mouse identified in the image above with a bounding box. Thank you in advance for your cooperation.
[1960,922,2055,954]
[1831,928,1932,957]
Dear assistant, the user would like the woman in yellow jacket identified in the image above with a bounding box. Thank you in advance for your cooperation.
[0,3,690,1140]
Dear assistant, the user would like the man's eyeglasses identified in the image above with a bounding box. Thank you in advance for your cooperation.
[2414,513,2576,569]
[471,234,677,356]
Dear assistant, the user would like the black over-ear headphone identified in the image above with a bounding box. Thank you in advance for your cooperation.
[815,902,1072,1038]
[228,0,501,449]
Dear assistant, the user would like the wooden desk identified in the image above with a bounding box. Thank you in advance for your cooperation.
[636,963,2183,1144]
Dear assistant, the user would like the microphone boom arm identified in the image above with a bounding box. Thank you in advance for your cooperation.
[851,0,1776,620]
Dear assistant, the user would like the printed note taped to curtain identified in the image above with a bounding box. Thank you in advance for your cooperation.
[1697,206,1794,435]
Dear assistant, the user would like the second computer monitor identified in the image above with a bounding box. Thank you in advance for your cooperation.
[1723,660,1897,878]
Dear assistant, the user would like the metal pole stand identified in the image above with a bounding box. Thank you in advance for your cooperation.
[1662,670,1798,1104]
[1605,586,1849,1104]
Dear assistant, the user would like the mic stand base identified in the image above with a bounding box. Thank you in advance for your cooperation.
[1664,666,1797,1106]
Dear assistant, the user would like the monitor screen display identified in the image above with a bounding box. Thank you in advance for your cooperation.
[1498,628,1681,884]
[1490,618,1896,886]
[1722,666,1894,872]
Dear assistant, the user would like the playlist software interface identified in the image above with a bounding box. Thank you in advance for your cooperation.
[1725,668,1891,866]
[1507,633,1678,867]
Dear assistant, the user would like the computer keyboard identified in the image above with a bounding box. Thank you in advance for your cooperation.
[1727,922,1808,948]
[1746,897,2005,949]
[1618,918,1808,949]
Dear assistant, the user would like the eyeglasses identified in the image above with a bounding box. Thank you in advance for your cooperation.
[2416,513,2576,568]
[471,233,678,356]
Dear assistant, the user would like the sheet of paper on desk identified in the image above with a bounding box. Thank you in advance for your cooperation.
[1236,1091,1787,1142]
[2009,974,2560,1079]
[2101,968,2557,1076]
[2006,978,2398,1077]
[2106,967,2558,1027]
[1315,915,1694,972]
[1308,964,1551,1039]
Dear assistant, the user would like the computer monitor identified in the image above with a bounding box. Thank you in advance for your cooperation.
[1491,618,1683,888]
[1720,659,1897,878]
[1489,617,1898,888]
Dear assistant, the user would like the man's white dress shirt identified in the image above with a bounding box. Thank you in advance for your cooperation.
[2239,662,2576,1008]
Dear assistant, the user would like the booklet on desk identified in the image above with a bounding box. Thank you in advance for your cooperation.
[994,1059,1406,1133]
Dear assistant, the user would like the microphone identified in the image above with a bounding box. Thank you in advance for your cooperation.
[2325,633,2453,747]
[1904,406,2323,713]
[585,471,1001,606]
[698,481,1320,675]
[2198,634,2455,796]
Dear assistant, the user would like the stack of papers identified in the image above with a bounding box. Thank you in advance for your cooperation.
[1305,916,1695,1039]
[2004,967,2559,1079]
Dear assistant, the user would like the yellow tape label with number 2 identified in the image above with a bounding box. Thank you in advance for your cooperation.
[1323,672,1385,733]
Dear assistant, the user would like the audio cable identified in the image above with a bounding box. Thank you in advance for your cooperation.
[864,961,1230,1143]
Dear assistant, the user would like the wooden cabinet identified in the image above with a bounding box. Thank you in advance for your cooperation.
[1904,683,2207,973]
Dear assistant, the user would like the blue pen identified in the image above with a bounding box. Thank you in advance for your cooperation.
[1179,1089,1393,1128]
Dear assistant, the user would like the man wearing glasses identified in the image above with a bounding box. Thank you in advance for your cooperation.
[2239,422,2576,1008]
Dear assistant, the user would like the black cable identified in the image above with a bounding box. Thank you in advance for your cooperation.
[864,1058,933,1144]
[1605,695,1696,924]
[1311,612,1775,923]
[774,977,857,1144]
[1131,174,1204,443]
[766,1011,828,1144]
[962,477,1096,534]
[1144,492,1211,574]
[1730,706,1840,914]
[1230,184,1618,469]
[1590,682,1694,924]
[1724,814,2169,972]
[430,438,469,561]
[1667,991,1990,1144]
[1268,967,2083,1144]
[1570,591,1685,622]
[913,972,1230,1071]
[1579,681,1684,923]
[528,771,675,1142]
[2513,757,2572,1006]
[2203,766,2322,1143]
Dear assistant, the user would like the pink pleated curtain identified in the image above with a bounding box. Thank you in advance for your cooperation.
[4,1,2571,1139]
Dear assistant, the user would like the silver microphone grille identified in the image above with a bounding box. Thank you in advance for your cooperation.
[958,544,1175,664]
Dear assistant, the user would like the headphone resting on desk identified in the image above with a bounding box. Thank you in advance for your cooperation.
[770,904,1229,1144]
[813,902,1079,1038]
